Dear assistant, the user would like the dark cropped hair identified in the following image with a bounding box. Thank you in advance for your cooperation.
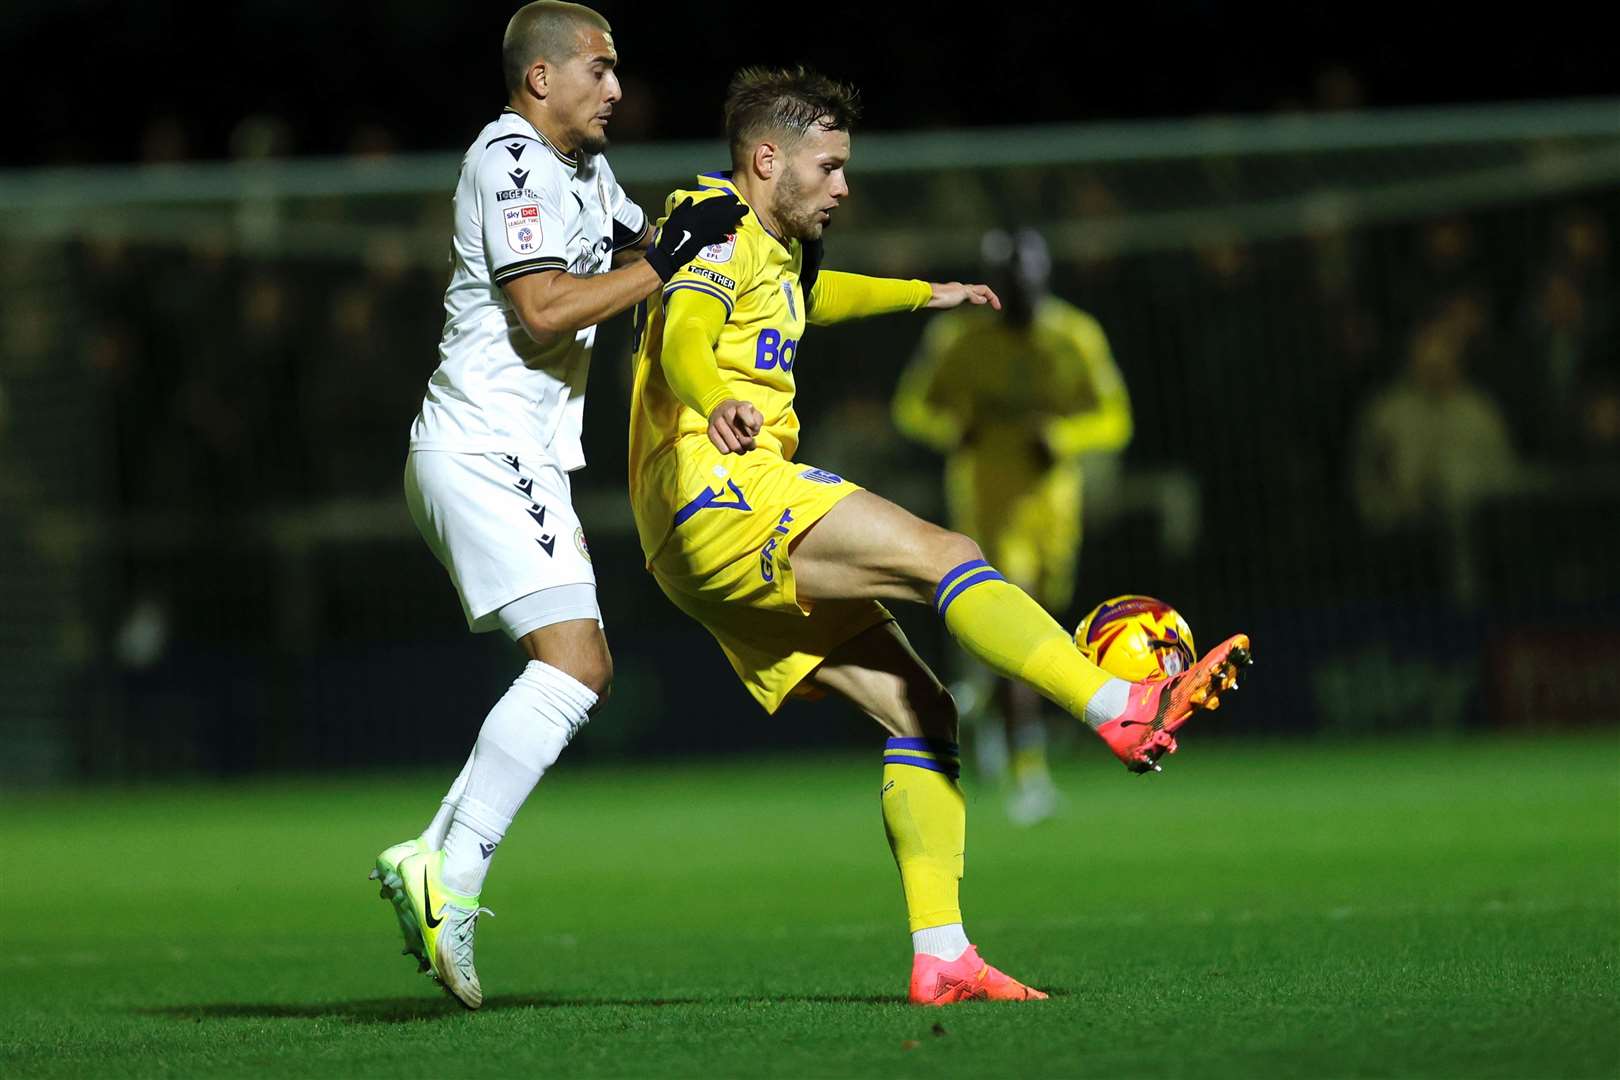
[503,2,611,96]
[724,65,861,168]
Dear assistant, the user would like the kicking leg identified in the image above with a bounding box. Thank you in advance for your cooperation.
[793,492,1126,727]
[791,490,1249,773]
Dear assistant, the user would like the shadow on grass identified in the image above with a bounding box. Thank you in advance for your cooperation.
[142,987,1070,1024]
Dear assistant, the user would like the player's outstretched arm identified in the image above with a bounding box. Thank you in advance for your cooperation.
[924,281,1001,311]
[805,271,1000,327]
[504,195,747,345]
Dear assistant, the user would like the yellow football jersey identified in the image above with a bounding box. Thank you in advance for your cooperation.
[625,173,930,710]
[629,173,810,559]
[892,296,1132,606]
[893,296,1132,467]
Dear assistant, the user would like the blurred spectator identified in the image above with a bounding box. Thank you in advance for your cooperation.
[139,113,191,166]
[229,114,294,161]
[1553,207,1609,285]
[1351,314,1519,533]
[1507,209,1613,460]
[300,274,427,496]
[1063,175,1124,288]
[230,114,294,250]
[1313,64,1366,111]
[347,123,400,162]
[1389,217,1497,348]
[1581,379,1620,463]
[1517,267,1603,458]
[164,270,300,507]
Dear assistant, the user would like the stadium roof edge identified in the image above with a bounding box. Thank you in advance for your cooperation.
[1,97,1618,209]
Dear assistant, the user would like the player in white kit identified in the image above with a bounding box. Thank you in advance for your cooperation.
[368,1,746,1009]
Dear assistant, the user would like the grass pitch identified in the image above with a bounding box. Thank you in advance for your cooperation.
[3,736,1617,1078]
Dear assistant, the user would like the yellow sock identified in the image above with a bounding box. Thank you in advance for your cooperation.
[881,738,965,933]
[935,560,1113,719]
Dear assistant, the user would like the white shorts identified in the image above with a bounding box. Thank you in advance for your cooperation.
[405,450,599,635]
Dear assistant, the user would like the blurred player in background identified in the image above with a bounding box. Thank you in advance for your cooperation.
[629,66,1249,1004]
[893,229,1132,824]
[369,1,745,1009]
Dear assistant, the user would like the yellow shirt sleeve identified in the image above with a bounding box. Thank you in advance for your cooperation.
[808,270,931,326]
[659,288,733,418]
[1042,308,1133,458]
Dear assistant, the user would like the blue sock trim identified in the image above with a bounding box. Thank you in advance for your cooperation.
[882,756,961,779]
[936,568,1005,618]
[932,559,989,611]
[885,737,960,755]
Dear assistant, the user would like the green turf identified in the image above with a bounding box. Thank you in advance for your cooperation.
[3,737,1617,1078]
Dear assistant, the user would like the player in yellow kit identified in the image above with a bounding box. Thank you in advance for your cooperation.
[893,228,1133,825]
[629,66,1251,1004]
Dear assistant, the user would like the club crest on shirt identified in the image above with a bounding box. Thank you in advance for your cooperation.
[699,234,737,263]
[505,204,542,253]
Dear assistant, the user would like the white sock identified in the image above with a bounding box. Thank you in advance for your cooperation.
[1082,677,1131,730]
[440,660,597,897]
[423,756,473,849]
[912,922,971,962]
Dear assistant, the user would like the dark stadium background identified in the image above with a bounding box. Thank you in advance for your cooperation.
[6,3,1617,165]
[1,2,1617,780]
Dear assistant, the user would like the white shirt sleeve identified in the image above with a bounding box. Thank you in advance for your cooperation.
[602,163,649,253]
[478,139,571,286]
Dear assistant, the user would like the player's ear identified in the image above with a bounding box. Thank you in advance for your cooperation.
[752,141,776,181]
[528,60,548,100]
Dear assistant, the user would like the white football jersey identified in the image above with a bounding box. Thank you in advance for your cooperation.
[409,108,649,471]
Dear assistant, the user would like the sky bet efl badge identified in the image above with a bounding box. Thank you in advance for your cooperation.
[698,233,736,263]
[505,204,542,253]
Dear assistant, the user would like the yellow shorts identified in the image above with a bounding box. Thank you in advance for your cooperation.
[644,447,892,713]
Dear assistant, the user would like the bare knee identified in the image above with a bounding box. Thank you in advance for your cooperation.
[520,625,614,704]
[564,651,613,705]
[882,525,988,606]
[924,530,986,593]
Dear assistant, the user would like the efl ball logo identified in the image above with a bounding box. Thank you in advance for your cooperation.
[1075,594,1197,682]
